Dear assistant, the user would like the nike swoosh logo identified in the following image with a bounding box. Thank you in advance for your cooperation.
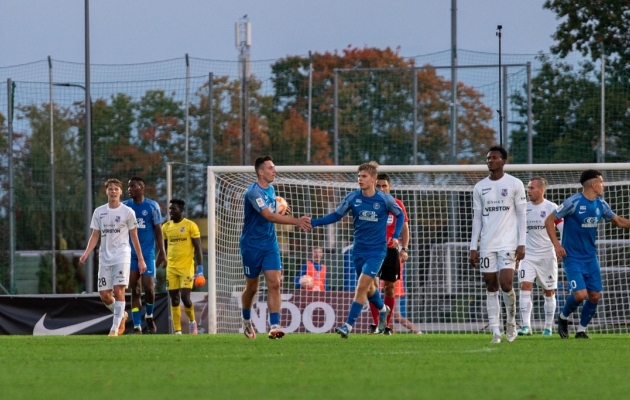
[579,211,586,214]
[33,313,113,336]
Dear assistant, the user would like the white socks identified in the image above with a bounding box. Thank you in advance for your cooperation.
[520,290,532,327]
[111,301,125,331]
[502,289,517,324]
[544,295,556,329]
[486,291,501,335]
[104,300,115,313]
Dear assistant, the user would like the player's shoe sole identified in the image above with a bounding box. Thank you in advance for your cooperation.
[490,334,502,344]
[268,327,285,339]
[242,318,256,339]
[335,325,349,339]
[377,306,391,333]
[558,317,569,339]
[517,326,532,336]
[575,331,591,339]
[117,312,128,335]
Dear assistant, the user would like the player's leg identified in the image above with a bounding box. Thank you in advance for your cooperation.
[481,252,502,343]
[129,257,142,333]
[392,297,421,334]
[558,259,587,339]
[97,265,116,313]
[380,248,400,334]
[576,262,602,339]
[517,259,535,336]
[537,257,558,336]
[111,263,130,336]
[141,257,157,333]
[240,249,262,339]
[166,268,183,334]
[363,254,389,333]
[335,272,374,338]
[498,251,518,342]
[368,277,380,333]
[260,249,284,339]
[180,286,197,335]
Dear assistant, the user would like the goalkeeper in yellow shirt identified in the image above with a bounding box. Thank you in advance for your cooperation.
[162,199,204,334]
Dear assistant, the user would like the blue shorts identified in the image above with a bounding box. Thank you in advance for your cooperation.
[563,258,602,293]
[241,248,281,279]
[353,251,386,279]
[131,256,156,277]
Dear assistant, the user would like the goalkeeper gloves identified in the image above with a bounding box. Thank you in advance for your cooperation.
[194,265,206,287]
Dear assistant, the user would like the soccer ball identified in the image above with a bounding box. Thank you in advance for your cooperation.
[299,274,314,289]
[194,275,206,287]
[276,196,288,214]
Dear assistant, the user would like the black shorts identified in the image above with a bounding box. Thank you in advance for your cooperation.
[378,247,400,282]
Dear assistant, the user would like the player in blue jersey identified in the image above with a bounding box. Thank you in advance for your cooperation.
[545,169,630,339]
[240,156,312,340]
[311,161,404,338]
[123,177,166,334]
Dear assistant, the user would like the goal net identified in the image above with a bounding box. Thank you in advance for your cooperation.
[206,163,630,334]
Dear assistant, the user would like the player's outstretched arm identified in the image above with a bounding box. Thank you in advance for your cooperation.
[610,215,630,229]
[79,229,100,265]
[545,213,566,260]
[311,212,343,228]
[260,208,311,231]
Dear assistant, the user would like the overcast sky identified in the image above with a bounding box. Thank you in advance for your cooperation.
[1,0,559,66]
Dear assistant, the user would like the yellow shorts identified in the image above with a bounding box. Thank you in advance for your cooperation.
[166,266,194,290]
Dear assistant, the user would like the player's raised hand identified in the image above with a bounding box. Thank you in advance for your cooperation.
[469,250,479,268]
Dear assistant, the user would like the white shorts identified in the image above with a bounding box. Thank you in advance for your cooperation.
[518,257,557,290]
[479,250,516,273]
[97,263,130,291]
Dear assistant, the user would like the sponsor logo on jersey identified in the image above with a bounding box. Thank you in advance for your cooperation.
[373,203,380,210]
[170,237,189,242]
[142,210,148,216]
[581,217,598,228]
[580,206,586,210]
[527,225,546,230]
[484,206,511,212]
[501,188,508,197]
[102,229,121,233]
[355,199,362,204]
[358,210,378,222]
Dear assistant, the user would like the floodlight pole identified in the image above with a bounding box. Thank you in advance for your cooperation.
[496,25,503,147]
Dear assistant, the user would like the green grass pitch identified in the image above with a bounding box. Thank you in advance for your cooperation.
[1,333,629,399]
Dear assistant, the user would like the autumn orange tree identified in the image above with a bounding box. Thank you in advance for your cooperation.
[271,46,495,165]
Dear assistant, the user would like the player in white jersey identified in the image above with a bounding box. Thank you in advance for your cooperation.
[469,146,527,344]
[517,178,563,337]
[80,179,147,337]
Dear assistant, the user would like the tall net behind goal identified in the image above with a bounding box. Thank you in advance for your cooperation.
[207,164,630,334]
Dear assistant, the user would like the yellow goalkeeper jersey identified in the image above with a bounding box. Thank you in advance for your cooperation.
[162,218,200,270]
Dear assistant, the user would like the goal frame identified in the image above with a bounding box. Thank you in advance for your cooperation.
[205,162,630,334]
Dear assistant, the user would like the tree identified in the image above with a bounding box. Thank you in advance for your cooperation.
[544,1,630,77]
[270,46,496,165]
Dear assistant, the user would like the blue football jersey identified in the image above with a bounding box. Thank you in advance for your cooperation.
[123,198,163,259]
[335,190,402,253]
[553,193,615,260]
[240,182,279,252]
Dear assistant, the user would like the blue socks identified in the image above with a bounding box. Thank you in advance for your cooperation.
[242,308,251,320]
[367,291,384,311]
[269,312,280,326]
[580,300,598,328]
[346,301,364,327]
[131,307,142,328]
[561,294,581,318]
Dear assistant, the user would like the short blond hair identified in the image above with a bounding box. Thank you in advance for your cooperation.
[358,161,379,177]
[104,178,123,189]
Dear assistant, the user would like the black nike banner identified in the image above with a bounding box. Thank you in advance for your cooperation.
[0,293,169,335]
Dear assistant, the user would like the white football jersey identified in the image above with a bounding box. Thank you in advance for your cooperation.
[472,173,526,252]
[525,199,562,258]
[90,203,138,266]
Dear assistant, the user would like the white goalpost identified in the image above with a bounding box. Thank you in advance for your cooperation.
[205,163,630,335]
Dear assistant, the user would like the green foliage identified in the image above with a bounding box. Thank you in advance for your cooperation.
[37,253,85,294]
[1,335,630,399]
